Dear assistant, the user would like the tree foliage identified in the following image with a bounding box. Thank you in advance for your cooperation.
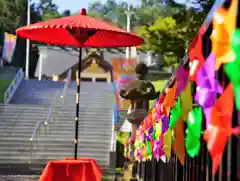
[0,0,215,68]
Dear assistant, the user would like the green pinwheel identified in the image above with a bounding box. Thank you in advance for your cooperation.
[225,29,240,110]
[186,106,202,157]
[146,141,152,160]
[169,98,181,129]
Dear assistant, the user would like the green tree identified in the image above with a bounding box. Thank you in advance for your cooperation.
[36,0,61,20]
[0,0,28,33]
[61,10,71,17]
[137,16,186,66]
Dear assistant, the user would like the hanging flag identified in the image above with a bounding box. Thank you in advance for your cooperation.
[180,80,193,121]
[169,98,181,129]
[195,52,223,128]
[163,83,176,110]
[225,29,240,110]
[211,8,232,69]
[164,129,172,161]
[186,107,202,157]
[173,119,185,165]
[189,32,205,82]
[204,83,234,175]
[176,67,188,96]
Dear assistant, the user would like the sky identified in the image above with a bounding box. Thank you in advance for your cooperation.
[33,0,141,14]
[32,0,198,14]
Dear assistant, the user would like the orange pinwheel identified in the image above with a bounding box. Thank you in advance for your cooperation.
[223,0,237,35]
[203,83,235,175]
[173,119,185,165]
[163,83,176,113]
[211,9,232,69]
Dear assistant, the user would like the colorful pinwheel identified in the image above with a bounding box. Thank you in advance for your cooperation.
[186,106,202,157]
[204,83,234,175]
[169,98,181,129]
[176,67,188,96]
[195,52,223,128]
[180,80,193,121]
[225,29,240,110]
[164,129,172,161]
[173,119,185,165]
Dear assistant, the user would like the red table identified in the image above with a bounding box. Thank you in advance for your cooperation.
[39,158,102,181]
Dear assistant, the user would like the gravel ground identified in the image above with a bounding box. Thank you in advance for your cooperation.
[0,175,39,181]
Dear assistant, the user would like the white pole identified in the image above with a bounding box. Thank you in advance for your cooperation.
[38,54,43,81]
[25,0,30,79]
[125,5,133,59]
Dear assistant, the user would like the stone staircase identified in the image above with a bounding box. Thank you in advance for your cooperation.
[0,80,115,179]
[10,79,65,105]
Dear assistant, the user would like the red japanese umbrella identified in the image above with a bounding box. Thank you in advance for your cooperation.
[16,8,144,160]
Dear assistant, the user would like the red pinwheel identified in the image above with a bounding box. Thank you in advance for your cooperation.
[189,32,205,82]
[203,83,240,175]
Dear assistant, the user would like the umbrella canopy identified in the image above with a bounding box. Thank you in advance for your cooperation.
[16,8,144,48]
[15,8,144,161]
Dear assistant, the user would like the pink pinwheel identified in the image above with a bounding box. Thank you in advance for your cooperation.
[194,53,223,128]
[137,149,142,161]
[155,100,161,120]
[153,139,165,161]
[176,67,188,96]
[156,96,167,120]
[159,135,166,161]
[153,140,160,161]
[141,132,145,142]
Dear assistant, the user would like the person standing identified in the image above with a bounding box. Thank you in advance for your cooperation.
[120,63,159,181]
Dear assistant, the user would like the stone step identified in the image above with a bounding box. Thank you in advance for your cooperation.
[0,121,113,128]
[29,94,114,99]
[0,140,110,150]
[16,99,112,105]
[1,105,113,110]
[0,156,109,167]
[0,114,113,120]
[0,132,112,140]
[0,104,49,111]
[0,108,113,114]
[0,164,45,175]
[0,147,110,155]
[0,141,110,150]
[0,175,39,181]
[0,137,110,144]
[0,153,109,165]
[0,110,112,116]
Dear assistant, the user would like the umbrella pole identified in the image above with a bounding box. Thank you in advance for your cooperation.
[74,48,82,159]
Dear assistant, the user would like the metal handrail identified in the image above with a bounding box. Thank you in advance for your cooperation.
[29,70,72,160]
[4,68,24,104]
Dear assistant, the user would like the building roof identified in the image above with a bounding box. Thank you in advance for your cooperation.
[34,46,164,78]
[35,46,87,77]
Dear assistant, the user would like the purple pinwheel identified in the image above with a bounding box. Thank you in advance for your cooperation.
[194,52,223,128]
[159,137,165,161]
[176,67,188,96]
[153,140,160,161]
[161,116,169,134]
[148,127,153,136]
